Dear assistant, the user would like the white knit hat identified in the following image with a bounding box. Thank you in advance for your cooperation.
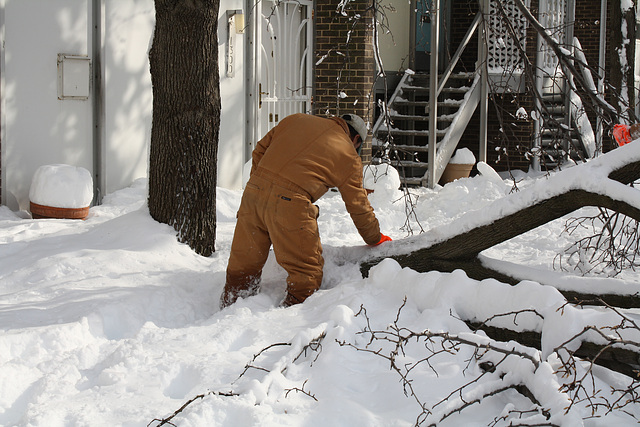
[341,114,368,142]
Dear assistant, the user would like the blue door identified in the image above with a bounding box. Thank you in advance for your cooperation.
[414,0,450,71]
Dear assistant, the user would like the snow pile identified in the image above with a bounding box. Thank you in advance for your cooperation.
[362,163,402,202]
[2,154,640,425]
[29,164,93,208]
[449,147,476,164]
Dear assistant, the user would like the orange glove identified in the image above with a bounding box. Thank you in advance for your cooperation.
[372,233,392,246]
[613,124,631,147]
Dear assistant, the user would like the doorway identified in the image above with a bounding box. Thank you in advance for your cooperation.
[411,0,451,72]
[249,0,313,147]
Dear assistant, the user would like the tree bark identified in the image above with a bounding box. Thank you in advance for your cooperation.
[608,0,637,123]
[148,0,221,257]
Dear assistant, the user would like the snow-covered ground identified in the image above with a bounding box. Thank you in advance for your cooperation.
[1,153,640,426]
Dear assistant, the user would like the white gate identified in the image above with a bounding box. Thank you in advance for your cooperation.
[255,0,313,141]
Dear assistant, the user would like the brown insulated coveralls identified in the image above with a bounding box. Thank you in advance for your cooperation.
[223,114,381,306]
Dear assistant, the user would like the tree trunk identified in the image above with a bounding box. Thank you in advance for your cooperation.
[148,0,221,257]
[608,0,637,123]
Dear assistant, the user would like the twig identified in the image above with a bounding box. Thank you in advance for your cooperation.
[148,390,238,427]
[285,380,318,401]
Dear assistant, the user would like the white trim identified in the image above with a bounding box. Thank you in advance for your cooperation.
[245,0,258,163]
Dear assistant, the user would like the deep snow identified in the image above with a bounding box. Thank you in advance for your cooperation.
[1,151,640,426]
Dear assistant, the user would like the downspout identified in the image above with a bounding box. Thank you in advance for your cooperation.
[409,0,416,70]
[244,0,257,164]
[564,0,575,156]
[91,0,105,205]
[533,0,546,172]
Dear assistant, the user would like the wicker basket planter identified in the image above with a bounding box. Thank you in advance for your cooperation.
[29,164,93,220]
[29,202,90,220]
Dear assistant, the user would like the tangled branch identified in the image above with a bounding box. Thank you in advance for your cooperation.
[339,299,640,426]
[555,207,640,276]
[149,331,326,425]
[148,390,238,427]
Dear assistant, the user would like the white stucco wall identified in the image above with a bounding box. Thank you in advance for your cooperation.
[217,1,246,190]
[1,0,247,212]
[2,0,93,211]
[101,0,246,194]
[102,0,154,198]
[378,0,411,72]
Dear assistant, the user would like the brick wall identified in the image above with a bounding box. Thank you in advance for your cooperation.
[313,0,376,162]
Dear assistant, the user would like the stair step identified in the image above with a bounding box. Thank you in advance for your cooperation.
[401,86,470,95]
[543,105,565,114]
[399,177,425,186]
[409,72,475,85]
[376,128,448,138]
[386,113,454,123]
[391,159,429,168]
[540,128,579,136]
[541,93,564,102]
[372,143,431,153]
[393,99,464,109]
[540,128,580,139]
[541,138,582,147]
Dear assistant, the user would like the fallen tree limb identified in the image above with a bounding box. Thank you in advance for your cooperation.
[413,256,640,308]
[466,321,640,378]
[361,145,640,304]
[362,187,640,274]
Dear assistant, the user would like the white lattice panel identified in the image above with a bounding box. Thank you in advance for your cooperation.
[487,0,530,73]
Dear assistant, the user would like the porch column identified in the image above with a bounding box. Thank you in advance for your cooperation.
[427,0,439,188]
[478,0,489,165]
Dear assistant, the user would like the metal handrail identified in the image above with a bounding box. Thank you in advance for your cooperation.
[437,11,482,96]
[372,11,481,139]
[371,71,414,137]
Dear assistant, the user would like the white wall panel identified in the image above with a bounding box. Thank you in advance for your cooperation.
[3,0,92,211]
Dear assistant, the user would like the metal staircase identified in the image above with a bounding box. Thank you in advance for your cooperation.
[370,10,486,188]
[372,71,481,186]
[537,90,589,169]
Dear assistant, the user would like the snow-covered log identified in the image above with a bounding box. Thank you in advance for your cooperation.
[465,320,640,379]
[362,142,640,306]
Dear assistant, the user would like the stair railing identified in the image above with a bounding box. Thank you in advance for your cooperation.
[371,71,413,142]
[437,11,482,96]
[428,9,483,187]
[371,9,485,188]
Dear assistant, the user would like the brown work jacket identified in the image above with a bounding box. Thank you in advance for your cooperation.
[251,113,381,246]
